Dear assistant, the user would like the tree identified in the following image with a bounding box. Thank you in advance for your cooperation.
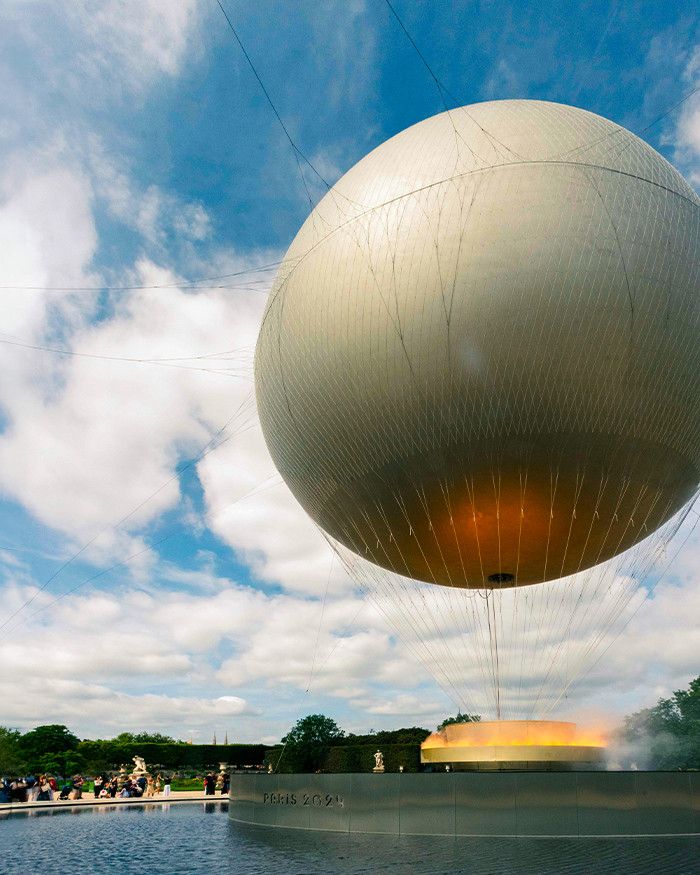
[437,712,480,731]
[19,725,79,758]
[620,675,700,770]
[675,676,700,723]
[0,727,26,775]
[112,732,177,744]
[18,725,80,775]
[277,714,344,773]
[343,727,431,746]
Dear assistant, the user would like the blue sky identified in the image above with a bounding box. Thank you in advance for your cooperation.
[0,0,698,744]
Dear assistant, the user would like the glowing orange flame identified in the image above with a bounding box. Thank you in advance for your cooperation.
[421,720,607,750]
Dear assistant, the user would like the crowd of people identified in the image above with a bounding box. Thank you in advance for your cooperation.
[1,774,98,803]
[2,774,61,802]
[204,772,230,795]
[93,773,165,799]
[1,770,230,803]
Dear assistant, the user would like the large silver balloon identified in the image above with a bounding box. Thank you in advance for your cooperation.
[255,100,700,589]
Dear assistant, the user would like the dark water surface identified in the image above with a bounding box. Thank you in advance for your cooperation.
[1,802,699,874]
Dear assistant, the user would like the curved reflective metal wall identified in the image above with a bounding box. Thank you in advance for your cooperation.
[255,100,700,589]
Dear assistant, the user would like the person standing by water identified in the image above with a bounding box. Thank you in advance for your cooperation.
[93,775,104,798]
[37,776,52,801]
[204,773,216,795]
[10,778,27,803]
[70,775,84,799]
[26,774,39,803]
[221,773,230,795]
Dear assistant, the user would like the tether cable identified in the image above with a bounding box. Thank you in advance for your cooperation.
[215,0,331,197]
[383,0,456,111]
[0,259,284,293]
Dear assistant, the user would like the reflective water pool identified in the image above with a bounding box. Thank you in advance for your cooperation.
[1,802,699,874]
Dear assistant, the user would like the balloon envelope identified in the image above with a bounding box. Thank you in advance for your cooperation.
[255,100,700,588]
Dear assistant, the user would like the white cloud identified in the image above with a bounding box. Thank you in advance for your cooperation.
[0,565,417,738]
[483,58,524,100]
[356,693,447,717]
[0,677,253,737]
[79,0,203,82]
[0,171,265,557]
[672,44,700,187]
[2,0,204,100]
[0,138,350,645]
[86,139,213,249]
[307,0,376,111]
[198,429,348,596]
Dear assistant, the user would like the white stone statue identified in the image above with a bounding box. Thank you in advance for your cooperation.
[132,755,147,775]
[373,750,385,772]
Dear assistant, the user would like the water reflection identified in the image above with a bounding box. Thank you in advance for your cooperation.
[231,822,700,874]
[0,803,697,874]
[0,799,227,821]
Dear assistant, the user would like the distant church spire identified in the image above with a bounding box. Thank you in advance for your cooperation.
[224,731,229,745]
[213,732,217,745]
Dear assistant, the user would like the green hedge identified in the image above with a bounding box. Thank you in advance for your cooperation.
[77,741,268,773]
[265,743,421,774]
[324,743,421,773]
